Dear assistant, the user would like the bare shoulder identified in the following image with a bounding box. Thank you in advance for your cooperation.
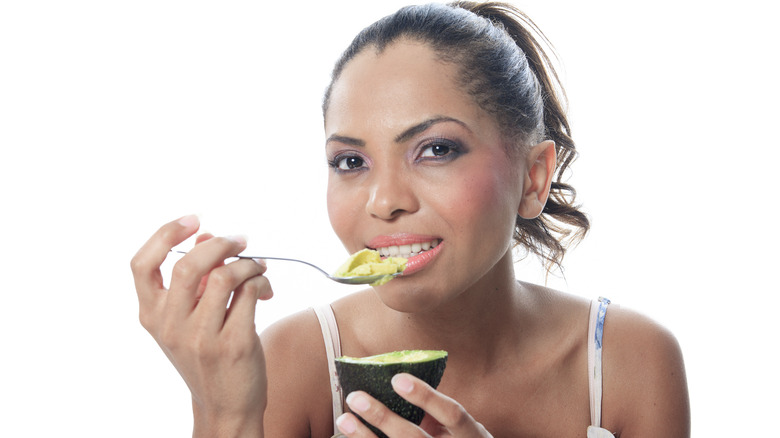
[260,307,335,437]
[601,304,691,437]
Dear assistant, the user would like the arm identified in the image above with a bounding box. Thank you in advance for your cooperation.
[261,309,337,437]
[602,306,691,437]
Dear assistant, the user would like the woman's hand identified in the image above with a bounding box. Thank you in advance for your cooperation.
[336,373,492,437]
[130,215,273,437]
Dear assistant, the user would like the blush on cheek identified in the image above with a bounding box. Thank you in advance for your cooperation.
[455,171,514,216]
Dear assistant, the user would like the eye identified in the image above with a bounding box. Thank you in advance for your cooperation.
[418,139,460,160]
[329,154,367,171]
[421,144,451,157]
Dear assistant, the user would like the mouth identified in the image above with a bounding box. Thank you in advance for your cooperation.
[367,237,443,277]
[374,239,441,259]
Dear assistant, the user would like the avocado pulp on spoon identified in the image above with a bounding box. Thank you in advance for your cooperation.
[333,248,407,286]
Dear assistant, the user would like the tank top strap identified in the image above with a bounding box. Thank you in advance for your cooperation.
[587,297,613,436]
[312,304,345,434]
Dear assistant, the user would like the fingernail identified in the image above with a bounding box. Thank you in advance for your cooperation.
[226,234,247,246]
[177,214,199,229]
[392,374,414,394]
[346,392,370,413]
[336,414,357,434]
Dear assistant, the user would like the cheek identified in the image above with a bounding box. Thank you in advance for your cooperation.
[436,165,519,230]
[327,179,357,245]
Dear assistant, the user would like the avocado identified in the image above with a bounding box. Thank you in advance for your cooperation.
[333,249,406,286]
[335,350,448,437]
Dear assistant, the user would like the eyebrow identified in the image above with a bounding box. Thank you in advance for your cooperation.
[394,116,467,143]
[325,135,365,147]
[325,116,468,147]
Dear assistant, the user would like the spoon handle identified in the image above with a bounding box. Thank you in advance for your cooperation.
[235,255,331,277]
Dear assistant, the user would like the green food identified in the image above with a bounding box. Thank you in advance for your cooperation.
[333,248,406,286]
[335,350,448,437]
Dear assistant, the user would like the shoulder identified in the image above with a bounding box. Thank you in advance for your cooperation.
[601,304,691,437]
[261,306,324,354]
[260,307,334,437]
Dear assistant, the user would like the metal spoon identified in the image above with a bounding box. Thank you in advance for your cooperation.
[172,250,401,285]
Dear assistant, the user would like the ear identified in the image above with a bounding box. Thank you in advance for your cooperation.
[518,140,556,219]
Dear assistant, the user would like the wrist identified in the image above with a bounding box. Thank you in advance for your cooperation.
[192,400,264,438]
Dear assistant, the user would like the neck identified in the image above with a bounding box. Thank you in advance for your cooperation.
[384,251,531,372]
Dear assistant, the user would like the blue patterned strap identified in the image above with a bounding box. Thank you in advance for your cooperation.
[587,297,612,433]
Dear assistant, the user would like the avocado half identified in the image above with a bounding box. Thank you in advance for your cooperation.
[335,350,448,438]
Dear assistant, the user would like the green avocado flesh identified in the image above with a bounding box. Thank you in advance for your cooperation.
[333,249,406,286]
[335,350,448,438]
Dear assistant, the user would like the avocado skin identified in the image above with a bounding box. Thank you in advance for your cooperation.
[335,354,448,438]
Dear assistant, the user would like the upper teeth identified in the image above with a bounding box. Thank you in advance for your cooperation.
[377,239,439,258]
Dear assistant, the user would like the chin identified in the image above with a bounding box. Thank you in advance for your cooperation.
[372,281,446,315]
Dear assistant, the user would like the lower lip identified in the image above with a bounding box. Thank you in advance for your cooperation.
[396,241,443,276]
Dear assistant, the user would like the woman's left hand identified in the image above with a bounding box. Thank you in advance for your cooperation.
[336,373,493,437]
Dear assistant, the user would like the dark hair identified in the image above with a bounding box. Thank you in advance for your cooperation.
[323,1,589,272]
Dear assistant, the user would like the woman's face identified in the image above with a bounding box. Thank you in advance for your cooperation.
[324,40,527,311]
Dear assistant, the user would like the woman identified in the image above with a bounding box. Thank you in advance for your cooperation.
[131,2,690,437]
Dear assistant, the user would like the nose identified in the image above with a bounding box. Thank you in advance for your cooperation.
[365,166,419,220]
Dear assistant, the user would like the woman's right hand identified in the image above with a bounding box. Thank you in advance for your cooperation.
[130,215,273,437]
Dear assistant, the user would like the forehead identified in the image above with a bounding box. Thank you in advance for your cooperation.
[324,39,494,137]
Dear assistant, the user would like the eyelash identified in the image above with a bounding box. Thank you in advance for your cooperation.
[327,153,368,173]
[418,138,461,161]
[327,138,463,173]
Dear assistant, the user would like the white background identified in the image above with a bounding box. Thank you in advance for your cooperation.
[1,0,777,436]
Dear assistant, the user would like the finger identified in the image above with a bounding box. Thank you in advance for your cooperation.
[392,374,488,435]
[419,414,450,437]
[167,235,247,319]
[131,215,200,307]
[224,265,272,324]
[342,391,429,438]
[195,232,214,245]
[195,258,268,331]
[336,412,379,437]
[194,233,218,298]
